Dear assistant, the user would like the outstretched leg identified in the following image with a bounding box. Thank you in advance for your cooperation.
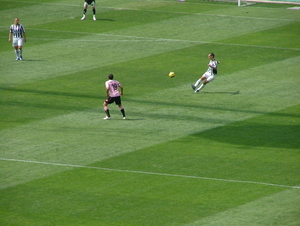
[195,80,209,92]
[191,78,202,90]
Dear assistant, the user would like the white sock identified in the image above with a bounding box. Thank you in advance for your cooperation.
[195,79,202,87]
[198,84,205,91]
[15,50,19,57]
[19,49,22,58]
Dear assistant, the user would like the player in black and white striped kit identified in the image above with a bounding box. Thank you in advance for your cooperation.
[191,53,220,93]
[81,0,97,21]
[8,18,26,60]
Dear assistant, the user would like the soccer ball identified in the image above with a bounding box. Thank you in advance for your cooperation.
[169,71,175,78]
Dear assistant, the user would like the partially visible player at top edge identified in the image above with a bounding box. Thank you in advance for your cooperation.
[191,53,220,93]
[81,0,96,21]
[103,74,126,120]
[8,18,26,60]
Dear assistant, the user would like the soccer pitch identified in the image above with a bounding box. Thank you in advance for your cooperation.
[0,0,299,225]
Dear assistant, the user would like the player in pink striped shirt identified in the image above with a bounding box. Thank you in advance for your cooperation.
[103,74,126,120]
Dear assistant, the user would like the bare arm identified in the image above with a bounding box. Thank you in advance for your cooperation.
[119,85,123,96]
[23,32,26,42]
[8,32,12,42]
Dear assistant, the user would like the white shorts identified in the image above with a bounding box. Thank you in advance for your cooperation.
[202,71,216,82]
[12,37,23,47]
[84,1,96,7]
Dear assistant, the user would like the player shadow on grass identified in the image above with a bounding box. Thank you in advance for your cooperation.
[202,91,240,95]
[96,18,115,21]
[20,59,48,62]
[116,118,144,121]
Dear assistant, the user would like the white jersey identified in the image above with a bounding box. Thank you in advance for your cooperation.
[207,59,218,75]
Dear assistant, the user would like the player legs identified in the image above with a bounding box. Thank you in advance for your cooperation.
[103,105,111,120]
[195,78,203,87]
[81,2,88,20]
[81,1,96,20]
[103,98,111,119]
[118,105,126,119]
[115,96,125,119]
[17,39,24,60]
[195,82,206,92]
[92,5,96,21]
[18,46,23,60]
[91,1,96,21]
[103,97,126,120]
[13,38,23,60]
[195,74,215,92]
[191,73,205,90]
[13,46,19,60]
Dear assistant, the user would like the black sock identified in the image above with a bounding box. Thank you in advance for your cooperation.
[120,109,125,117]
[105,109,110,117]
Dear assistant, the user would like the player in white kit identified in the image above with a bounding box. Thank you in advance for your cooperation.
[8,18,26,60]
[103,74,126,120]
[191,53,220,93]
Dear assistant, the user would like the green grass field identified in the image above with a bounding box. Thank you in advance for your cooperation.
[1,0,300,225]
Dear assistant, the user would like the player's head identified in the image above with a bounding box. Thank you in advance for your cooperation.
[108,74,114,80]
[208,53,215,59]
[14,18,19,25]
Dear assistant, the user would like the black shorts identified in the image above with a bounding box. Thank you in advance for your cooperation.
[105,96,121,105]
[85,0,95,4]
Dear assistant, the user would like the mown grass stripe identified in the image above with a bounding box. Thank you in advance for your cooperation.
[1,158,299,189]
[2,28,299,51]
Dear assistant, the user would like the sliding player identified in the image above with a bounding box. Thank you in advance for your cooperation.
[191,53,220,93]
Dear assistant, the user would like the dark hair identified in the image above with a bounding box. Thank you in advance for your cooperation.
[108,74,114,80]
[209,53,215,57]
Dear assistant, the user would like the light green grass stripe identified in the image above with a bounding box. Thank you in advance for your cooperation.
[2,28,299,51]
[2,26,299,49]
[184,189,300,226]
[1,157,300,189]
[105,13,295,42]
[0,2,79,27]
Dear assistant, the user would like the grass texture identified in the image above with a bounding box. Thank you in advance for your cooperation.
[0,0,300,225]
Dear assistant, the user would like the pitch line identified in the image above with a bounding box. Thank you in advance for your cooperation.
[1,158,299,189]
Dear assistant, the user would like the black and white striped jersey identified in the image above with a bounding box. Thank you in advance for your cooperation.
[10,24,25,38]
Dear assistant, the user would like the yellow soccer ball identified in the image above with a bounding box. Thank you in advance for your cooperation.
[169,71,175,78]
